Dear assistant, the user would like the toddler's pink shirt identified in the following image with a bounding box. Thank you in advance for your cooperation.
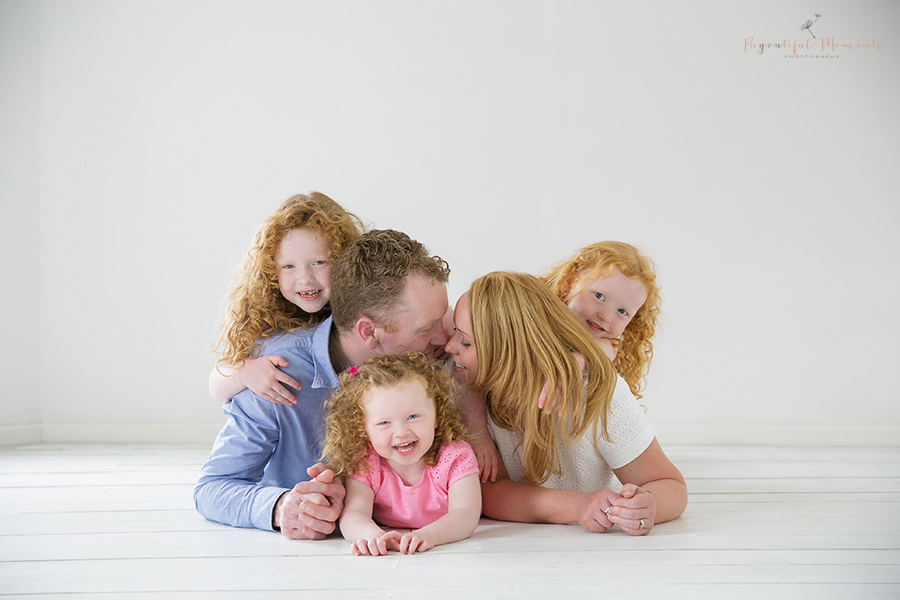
[350,441,478,530]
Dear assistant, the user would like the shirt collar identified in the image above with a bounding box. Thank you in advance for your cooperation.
[310,316,339,390]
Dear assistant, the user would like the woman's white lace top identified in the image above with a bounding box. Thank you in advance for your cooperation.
[487,374,655,493]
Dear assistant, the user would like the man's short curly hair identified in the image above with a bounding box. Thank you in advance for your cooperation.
[330,229,450,332]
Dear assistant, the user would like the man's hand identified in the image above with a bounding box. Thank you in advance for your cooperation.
[272,464,345,540]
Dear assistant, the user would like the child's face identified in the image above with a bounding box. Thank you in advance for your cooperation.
[275,228,332,314]
[363,378,436,469]
[445,292,478,385]
[566,267,647,342]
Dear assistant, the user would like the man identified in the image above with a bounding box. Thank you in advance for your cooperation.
[194,230,450,539]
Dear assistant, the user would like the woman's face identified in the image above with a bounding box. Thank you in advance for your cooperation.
[444,292,478,385]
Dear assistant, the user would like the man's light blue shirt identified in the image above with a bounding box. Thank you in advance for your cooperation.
[194,317,340,531]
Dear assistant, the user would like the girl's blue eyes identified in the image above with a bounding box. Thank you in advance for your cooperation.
[594,292,629,317]
[376,415,419,426]
[282,260,327,269]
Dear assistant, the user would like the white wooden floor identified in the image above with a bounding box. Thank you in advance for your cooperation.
[1,444,898,599]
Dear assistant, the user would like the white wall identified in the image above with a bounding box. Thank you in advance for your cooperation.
[0,0,42,444]
[1,0,898,446]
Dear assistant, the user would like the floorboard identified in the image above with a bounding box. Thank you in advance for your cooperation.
[1,444,898,598]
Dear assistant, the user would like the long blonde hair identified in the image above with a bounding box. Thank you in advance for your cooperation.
[542,241,660,400]
[216,193,365,368]
[322,353,468,478]
[468,272,617,485]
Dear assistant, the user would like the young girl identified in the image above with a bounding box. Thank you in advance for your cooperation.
[323,353,481,556]
[541,241,660,400]
[209,192,365,405]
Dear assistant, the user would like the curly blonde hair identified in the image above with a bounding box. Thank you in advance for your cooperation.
[215,193,365,368]
[322,353,468,478]
[468,272,618,486]
[541,241,660,400]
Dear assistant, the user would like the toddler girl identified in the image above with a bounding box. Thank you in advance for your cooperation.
[210,192,365,404]
[542,241,660,400]
[323,353,481,556]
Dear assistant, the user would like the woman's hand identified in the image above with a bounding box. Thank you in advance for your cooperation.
[606,483,657,536]
[471,434,501,483]
[573,488,622,533]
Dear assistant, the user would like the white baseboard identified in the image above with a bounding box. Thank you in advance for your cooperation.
[653,424,900,447]
[2,421,898,447]
[0,423,42,446]
[39,421,227,445]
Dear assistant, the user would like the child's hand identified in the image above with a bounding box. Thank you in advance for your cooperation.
[383,529,436,554]
[241,356,302,405]
[350,535,390,556]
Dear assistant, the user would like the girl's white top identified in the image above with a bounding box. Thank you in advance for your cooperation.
[488,374,655,493]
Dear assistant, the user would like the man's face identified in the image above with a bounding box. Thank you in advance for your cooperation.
[372,271,449,361]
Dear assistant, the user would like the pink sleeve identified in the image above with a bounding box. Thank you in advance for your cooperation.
[349,449,383,494]
[435,441,479,487]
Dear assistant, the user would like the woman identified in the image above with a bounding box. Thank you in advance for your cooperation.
[445,271,686,535]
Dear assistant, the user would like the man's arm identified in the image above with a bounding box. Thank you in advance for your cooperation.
[194,395,290,530]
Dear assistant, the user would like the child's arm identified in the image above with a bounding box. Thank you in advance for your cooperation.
[456,387,501,483]
[339,478,391,556]
[385,472,481,554]
[596,338,617,361]
[537,352,588,414]
[209,357,302,405]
